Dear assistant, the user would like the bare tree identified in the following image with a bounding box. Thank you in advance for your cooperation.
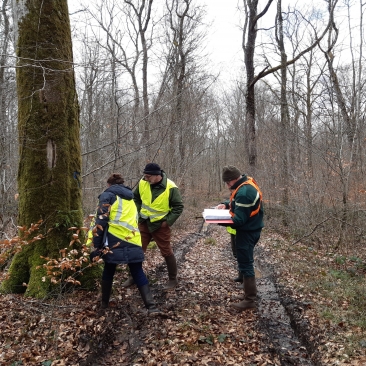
[163,0,207,174]
[241,0,273,174]
[241,0,337,174]
[124,0,154,158]
[317,0,364,248]
[0,0,17,239]
[275,0,290,219]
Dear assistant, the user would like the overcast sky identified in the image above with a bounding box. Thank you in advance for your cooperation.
[68,0,360,87]
[204,0,244,83]
[68,0,246,85]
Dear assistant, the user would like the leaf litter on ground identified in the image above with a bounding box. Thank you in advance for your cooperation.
[1,218,366,365]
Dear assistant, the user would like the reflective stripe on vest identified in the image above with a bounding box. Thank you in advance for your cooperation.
[229,177,262,218]
[139,179,177,222]
[108,196,141,246]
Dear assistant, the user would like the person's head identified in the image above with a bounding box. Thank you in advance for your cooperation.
[107,173,125,186]
[222,165,241,188]
[143,163,162,184]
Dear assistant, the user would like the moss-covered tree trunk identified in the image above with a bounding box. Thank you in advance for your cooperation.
[2,0,84,297]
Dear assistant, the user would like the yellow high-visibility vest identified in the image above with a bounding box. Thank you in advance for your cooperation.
[229,177,262,219]
[226,226,236,235]
[86,215,95,246]
[108,197,141,246]
[139,179,176,222]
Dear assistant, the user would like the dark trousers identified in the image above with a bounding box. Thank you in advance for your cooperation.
[230,234,237,258]
[102,261,148,287]
[235,230,261,278]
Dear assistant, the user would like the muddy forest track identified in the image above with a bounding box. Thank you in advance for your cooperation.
[81,222,320,366]
[256,245,323,366]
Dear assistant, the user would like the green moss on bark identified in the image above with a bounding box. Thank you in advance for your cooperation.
[1,0,97,298]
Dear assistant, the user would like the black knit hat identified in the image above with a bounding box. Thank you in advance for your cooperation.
[222,165,241,182]
[143,163,162,175]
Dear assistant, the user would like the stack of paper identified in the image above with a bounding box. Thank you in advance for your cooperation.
[202,209,233,223]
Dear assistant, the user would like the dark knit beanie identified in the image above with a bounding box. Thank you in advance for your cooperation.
[143,163,162,175]
[222,165,241,182]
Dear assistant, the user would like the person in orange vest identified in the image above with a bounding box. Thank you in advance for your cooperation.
[217,166,264,311]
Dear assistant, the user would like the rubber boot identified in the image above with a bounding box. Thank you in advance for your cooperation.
[121,275,135,288]
[138,284,161,315]
[233,270,243,283]
[101,280,113,309]
[163,255,178,291]
[230,276,257,311]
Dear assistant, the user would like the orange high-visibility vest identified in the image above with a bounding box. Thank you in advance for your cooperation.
[229,177,262,219]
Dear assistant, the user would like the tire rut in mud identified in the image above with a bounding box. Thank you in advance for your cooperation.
[79,221,207,366]
[256,245,322,365]
[81,223,320,366]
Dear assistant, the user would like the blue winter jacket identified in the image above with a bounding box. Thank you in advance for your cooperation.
[93,184,144,264]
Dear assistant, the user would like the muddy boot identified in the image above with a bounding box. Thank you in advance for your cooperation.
[138,284,161,315]
[101,280,113,309]
[121,275,135,288]
[230,276,257,311]
[233,270,243,283]
[163,255,178,291]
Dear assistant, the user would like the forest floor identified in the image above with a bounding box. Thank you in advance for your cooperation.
[1,213,366,365]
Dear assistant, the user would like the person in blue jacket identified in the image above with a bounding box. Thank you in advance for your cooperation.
[91,173,160,315]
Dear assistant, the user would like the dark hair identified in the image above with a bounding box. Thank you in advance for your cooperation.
[107,173,125,185]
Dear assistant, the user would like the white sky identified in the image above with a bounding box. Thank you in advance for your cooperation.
[68,0,246,84]
[68,0,361,86]
[203,0,244,83]
[202,0,363,82]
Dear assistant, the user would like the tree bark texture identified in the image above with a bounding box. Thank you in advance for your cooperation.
[3,0,84,297]
[276,0,289,220]
[242,0,273,174]
[244,0,258,172]
[125,0,153,159]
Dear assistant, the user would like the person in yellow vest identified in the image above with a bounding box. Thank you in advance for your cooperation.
[217,166,264,311]
[122,163,184,291]
[90,173,160,315]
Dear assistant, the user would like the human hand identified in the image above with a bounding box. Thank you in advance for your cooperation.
[216,204,226,209]
[161,221,169,228]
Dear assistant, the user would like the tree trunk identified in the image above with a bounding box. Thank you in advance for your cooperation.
[243,0,259,174]
[276,0,289,224]
[125,0,153,159]
[2,0,85,297]
[242,0,274,175]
